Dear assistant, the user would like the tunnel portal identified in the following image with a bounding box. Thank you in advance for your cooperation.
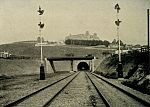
[77,62,90,71]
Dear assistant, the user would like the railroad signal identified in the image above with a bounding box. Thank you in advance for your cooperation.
[114,3,120,13]
[38,22,45,28]
[114,3,123,78]
[38,6,44,15]
[115,19,122,26]
[37,6,45,80]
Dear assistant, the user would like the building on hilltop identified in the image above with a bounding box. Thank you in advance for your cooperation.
[65,31,101,46]
[65,31,100,41]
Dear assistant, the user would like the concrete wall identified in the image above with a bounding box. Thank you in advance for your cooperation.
[45,58,100,73]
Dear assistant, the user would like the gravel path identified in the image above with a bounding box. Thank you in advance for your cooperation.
[50,71,106,107]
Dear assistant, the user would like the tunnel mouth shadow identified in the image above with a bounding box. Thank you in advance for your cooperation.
[77,62,90,71]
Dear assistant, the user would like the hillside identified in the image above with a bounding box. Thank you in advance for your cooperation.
[0,59,41,77]
[95,51,150,94]
[0,41,114,59]
[0,41,39,58]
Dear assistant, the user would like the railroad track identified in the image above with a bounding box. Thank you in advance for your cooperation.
[42,72,79,107]
[4,72,78,107]
[6,71,111,107]
[4,71,150,107]
[47,71,110,107]
[87,72,150,107]
[85,72,111,107]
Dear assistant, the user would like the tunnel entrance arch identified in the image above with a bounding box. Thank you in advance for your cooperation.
[47,56,94,72]
[77,62,90,71]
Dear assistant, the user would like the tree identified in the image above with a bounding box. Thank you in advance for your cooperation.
[85,31,90,36]
[116,40,124,46]
[93,33,97,36]
[112,39,117,44]
[65,39,71,44]
[103,40,110,47]
[37,37,44,43]
[37,37,41,43]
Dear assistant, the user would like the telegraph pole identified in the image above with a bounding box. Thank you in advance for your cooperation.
[147,9,150,74]
[38,6,45,80]
[39,18,43,64]
[114,3,123,78]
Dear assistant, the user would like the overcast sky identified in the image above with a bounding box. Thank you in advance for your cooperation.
[0,0,150,45]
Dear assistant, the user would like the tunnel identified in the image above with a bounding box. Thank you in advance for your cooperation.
[77,62,90,71]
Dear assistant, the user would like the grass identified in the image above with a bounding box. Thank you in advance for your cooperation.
[0,59,41,76]
[0,41,114,59]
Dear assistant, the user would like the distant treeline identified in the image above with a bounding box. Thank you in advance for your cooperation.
[65,39,110,47]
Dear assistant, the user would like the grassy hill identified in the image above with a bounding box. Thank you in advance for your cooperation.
[0,41,39,58]
[0,41,114,59]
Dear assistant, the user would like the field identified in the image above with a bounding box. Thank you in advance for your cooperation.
[0,41,114,58]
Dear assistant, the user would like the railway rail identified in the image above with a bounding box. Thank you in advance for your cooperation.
[45,71,110,107]
[4,72,77,107]
[3,71,150,107]
[42,72,79,107]
[89,72,150,107]
[85,72,111,107]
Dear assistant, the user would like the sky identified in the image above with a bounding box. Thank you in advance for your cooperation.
[0,0,150,45]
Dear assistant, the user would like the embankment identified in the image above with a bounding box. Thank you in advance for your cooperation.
[0,59,41,77]
[95,51,150,94]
